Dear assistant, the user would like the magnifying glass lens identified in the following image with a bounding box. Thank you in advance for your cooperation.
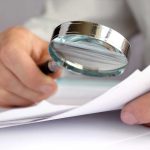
[50,35,128,77]
[47,21,130,77]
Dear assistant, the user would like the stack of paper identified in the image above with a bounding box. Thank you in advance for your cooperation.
[0,66,150,128]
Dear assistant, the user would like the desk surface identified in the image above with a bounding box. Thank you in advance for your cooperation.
[0,111,149,150]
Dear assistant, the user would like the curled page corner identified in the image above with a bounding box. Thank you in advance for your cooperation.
[50,66,150,120]
[0,65,150,128]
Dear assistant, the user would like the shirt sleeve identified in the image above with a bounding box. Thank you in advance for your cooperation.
[127,0,150,66]
[24,16,61,42]
[24,0,138,41]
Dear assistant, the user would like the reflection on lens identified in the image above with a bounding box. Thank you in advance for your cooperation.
[49,35,128,77]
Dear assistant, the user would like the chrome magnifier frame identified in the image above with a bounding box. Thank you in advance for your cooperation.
[40,21,130,77]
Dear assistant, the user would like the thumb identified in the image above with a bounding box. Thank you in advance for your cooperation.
[121,92,150,125]
[31,35,50,64]
[32,35,61,78]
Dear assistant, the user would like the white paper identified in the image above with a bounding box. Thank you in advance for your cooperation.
[0,66,150,128]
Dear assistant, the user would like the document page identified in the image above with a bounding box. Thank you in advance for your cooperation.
[0,66,150,128]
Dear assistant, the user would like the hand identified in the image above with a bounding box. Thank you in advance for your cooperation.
[121,92,150,126]
[0,27,61,107]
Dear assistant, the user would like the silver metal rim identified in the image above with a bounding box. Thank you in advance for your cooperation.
[51,21,130,57]
[49,21,130,77]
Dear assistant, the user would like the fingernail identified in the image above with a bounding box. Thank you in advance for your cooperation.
[48,61,59,72]
[121,112,138,125]
[39,84,53,94]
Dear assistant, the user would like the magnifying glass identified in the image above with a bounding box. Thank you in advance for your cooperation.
[39,21,130,77]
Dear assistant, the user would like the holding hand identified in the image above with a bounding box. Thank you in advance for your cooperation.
[0,27,61,107]
[121,92,150,126]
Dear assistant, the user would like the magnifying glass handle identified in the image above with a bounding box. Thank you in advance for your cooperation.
[39,60,56,75]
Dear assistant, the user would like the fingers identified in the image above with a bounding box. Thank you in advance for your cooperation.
[0,62,55,103]
[47,61,62,78]
[0,88,33,107]
[121,92,150,125]
[0,44,57,95]
[0,27,59,108]
[31,34,62,78]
